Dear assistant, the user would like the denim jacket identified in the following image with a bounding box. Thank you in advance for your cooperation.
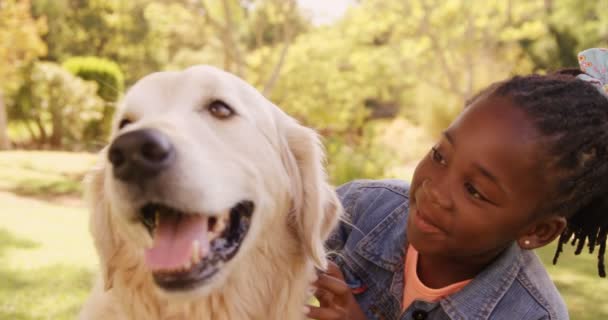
[326,179,569,320]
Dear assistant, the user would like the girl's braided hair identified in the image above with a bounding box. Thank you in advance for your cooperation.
[477,70,608,277]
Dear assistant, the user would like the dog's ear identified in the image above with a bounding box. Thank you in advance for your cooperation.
[281,121,342,270]
[85,158,119,291]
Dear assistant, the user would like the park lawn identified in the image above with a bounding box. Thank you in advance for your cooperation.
[536,243,608,318]
[0,151,99,320]
[0,151,97,199]
[0,151,606,319]
[0,192,96,320]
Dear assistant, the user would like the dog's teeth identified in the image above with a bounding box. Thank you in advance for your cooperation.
[209,215,227,240]
[192,240,200,264]
[216,216,227,233]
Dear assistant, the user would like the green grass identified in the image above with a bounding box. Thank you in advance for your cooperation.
[0,151,97,320]
[0,151,97,199]
[0,150,606,319]
[536,245,608,319]
[0,193,96,320]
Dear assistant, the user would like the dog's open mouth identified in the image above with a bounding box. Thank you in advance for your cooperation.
[139,200,254,291]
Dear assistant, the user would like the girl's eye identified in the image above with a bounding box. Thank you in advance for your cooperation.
[431,147,447,165]
[208,100,235,119]
[118,119,132,129]
[465,182,487,201]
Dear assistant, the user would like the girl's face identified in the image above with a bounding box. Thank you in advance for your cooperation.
[408,95,554,259]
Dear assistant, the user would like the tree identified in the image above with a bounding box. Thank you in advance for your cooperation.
[259,0,608,182]
[12,62,105,149]
[30,0,307,88]
[304,0,607,136]
[519,0,608,70]
[63,56,125,141]
[32,0,159,85]
[0,0,47,149]
[195,0,308,95]
[0,94,7,149]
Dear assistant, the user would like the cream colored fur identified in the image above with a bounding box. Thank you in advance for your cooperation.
[79,66,342,320]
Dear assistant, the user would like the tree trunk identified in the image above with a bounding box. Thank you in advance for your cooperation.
[50,106,63,148]
[0,91,10,150]
[34,117,48,146]
[262,1,295,97]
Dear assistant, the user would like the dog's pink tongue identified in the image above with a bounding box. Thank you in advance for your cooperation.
[145,214,209,271]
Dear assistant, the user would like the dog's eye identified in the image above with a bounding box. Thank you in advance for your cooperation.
[118,119,132,129]
[208,100,235,119]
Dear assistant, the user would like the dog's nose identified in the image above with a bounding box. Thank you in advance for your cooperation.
[108,129,175,182]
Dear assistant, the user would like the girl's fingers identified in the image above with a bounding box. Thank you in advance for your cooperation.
[306,305,344,320]
[314,273,350,297]
[324,261,345,281]
[314,288,334,307]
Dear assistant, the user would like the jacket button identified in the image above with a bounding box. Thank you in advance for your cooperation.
[412,309,427,320]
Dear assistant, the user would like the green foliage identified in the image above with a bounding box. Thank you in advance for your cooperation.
[62,56,124,102]
[243,0,310,50]
[0,0,47,92]
[4,0,608,165]
[11,62,105,149]
[32,0,163,84]
[63,56,124,140]
[326,132,396,186]
[0,0,48,149]
[521,0,608,70]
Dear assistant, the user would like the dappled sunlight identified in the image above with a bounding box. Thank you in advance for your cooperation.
[0,191,97,269]
[0,188,97,319]
[1,0,607,318]
[0,264,95,320]
[0,151,97,173]
[0,151,96,202]
[537,245,608,320]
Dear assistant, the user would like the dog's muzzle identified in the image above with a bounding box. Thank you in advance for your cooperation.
[107,128,256,291]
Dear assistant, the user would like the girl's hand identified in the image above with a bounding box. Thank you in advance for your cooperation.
[305,261,367,320]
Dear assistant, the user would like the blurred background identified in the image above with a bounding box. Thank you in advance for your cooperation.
[0,0,606,319]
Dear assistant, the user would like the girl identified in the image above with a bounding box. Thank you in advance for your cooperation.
[306,48,608,320]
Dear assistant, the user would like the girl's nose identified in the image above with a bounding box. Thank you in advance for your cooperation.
[422,179,454,210]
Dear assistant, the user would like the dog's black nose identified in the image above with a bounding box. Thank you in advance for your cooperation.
[108,129,175,182]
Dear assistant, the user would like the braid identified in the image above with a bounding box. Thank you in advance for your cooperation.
[488,71,608,277]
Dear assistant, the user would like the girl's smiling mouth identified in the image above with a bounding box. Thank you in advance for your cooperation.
[412,206,446,235]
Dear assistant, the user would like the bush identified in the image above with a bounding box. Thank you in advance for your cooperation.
[62,56,124,101]
[11,62,105,149]
[411,82,462,137]
[63,56,124,140]
[325,125,396,185]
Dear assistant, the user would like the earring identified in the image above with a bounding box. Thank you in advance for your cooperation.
[524,240,531,246]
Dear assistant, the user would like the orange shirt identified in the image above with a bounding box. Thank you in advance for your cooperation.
[402,245,471,311]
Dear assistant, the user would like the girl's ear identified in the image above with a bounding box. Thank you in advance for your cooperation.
[517,216,567,250]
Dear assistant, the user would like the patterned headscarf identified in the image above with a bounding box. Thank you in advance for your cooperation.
[577,48,608,98]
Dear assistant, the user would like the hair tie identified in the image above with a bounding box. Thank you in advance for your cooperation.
[577,48,608,98]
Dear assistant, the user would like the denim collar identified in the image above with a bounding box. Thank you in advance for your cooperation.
[353,205,524,320]
[440,243,523,320]
[355,200,409,272]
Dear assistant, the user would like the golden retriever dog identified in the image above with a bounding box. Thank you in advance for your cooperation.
[79,66,342,320]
